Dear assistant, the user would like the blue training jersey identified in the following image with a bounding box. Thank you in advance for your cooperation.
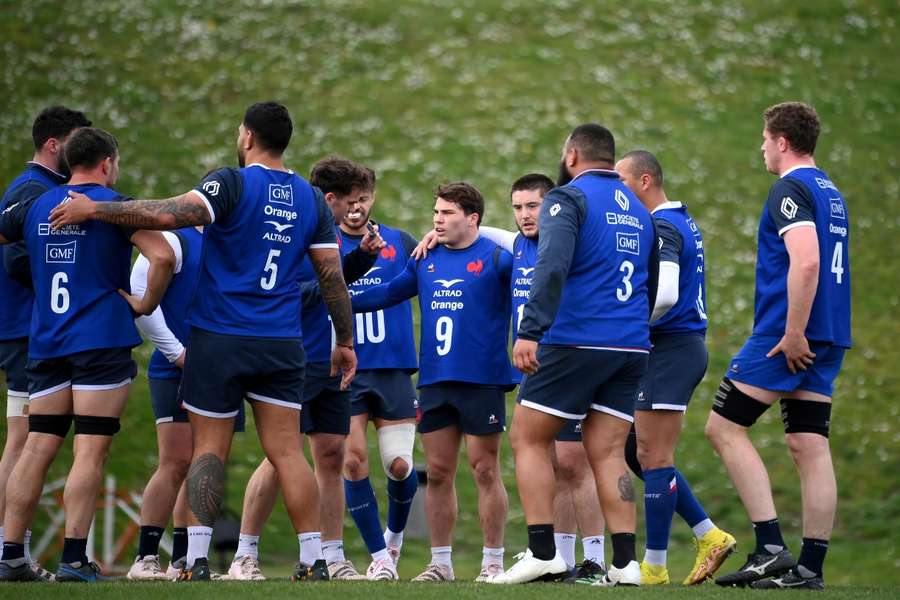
[339,224,418,372]
[651,201,708,336]
[510,233,538,384]
[352,236,513,387]
[0,184,141,359]
[0,163,66,340]
[148,227,203,379]
[188,164,336,339]
[521,170,656,350]
[752,166,851,348]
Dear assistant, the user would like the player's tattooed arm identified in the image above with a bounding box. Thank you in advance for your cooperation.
[618,473,636,502]
[49,191,211,230]
[186,453,225,527]
[309,247,354,345]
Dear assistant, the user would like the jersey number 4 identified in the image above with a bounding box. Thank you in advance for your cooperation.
[831,242,845,284]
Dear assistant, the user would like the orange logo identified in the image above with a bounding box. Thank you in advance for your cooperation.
[466,259,483,276]
[381,244,397,261]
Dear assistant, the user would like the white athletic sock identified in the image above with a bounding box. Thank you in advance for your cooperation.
[644,548,667,566]
[322,539,344,565]
[431,546,452,569]
[692,518,715,539]
[299,533,324,566]
[482,546,504,569]
[384,528,404,549]
[235,534,260,560]
[23,530,31,562]
[372,548,391,562]
[582,535,605,566]
[554,533,577,570]
[186,526,213,569]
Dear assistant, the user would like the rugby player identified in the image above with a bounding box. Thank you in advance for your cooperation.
[48,102,357,582]
[615,150,736,585]
[0,127,176,582]
[339,168,420,581]
[0,105,90,580]
[228,157,383,582]
[495,124,657,585]
[707,102,851,590]
[353,182,513,582]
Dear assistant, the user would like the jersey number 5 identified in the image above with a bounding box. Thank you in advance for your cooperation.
[260,249,281,290]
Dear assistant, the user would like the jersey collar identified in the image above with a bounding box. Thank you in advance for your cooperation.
[27,161,67,183]
[780,165,815,178]
[570,168,619,182]
[246,162,294,175]
[651,200,683,214]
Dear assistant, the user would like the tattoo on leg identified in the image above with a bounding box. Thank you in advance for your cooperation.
[618,473,635,502]
[187,453,225,526]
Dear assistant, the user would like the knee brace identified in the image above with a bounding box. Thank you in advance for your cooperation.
[73,415,121,436]
[780,399,831,438]
[28,413,73,438]
[711,378,770,427]
[378,423,416,481]
[6,391,29,418]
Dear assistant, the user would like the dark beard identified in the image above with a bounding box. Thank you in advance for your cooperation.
[57,156,71,180]
[237,147,246,168]
[556,160,572,186]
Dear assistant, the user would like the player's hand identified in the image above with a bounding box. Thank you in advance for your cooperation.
[767,330,816,374]
[49,191,96,229]
[118,289,155,316]
[411,230,439,260]
[331,344,357,390]
[513,338,540,375]
[359,224,386,256]
[174,350,186,369]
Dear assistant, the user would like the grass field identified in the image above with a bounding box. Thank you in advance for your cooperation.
[0,0,898,592]
[0,581,898,600]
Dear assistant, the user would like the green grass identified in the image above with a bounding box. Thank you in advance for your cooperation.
[1,0,898,590]
[0,581,897,600]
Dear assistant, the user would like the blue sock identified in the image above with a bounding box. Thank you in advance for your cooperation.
[344,477,387,554]
[643,466,678,552]
[386,468,418,534]
[673,469,709,528]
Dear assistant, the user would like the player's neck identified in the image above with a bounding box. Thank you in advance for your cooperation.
[445,230,478,250]
[339,222,366,236]
[30,152,62,176]
[244,150,286,172]
[67,169,106,186]
[643,188,668,212]
[777,154,816,177]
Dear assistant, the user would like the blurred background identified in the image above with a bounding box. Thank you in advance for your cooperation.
[0,0,897,584]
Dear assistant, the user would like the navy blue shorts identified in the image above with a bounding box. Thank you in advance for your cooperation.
[727,334,846,397]
[636,334,708,412]
[300,362,351,435]
[349,369,417,421]
[518,346,648,423]
[555,418,584,442]
[418,382,506,436]
[0,338,29,396]
[27,346,137,400]
[150,376,246,432]
[180,328,305,419]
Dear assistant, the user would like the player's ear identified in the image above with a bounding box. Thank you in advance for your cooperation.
[244,128,255,151]
[566,146,578,168]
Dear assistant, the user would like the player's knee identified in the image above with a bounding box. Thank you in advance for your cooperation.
[708,378,768,436]
[161,455,192,481]
[377,423,415,481]
[781,399,831,439]
[426,461,454,487]
[470,458,499,487]
[343,450,368,480]
[313,441,345,471]
[554,454,581,485]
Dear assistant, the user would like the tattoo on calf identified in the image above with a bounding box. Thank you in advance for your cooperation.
[187,453,225,526]
[618,473,636,502]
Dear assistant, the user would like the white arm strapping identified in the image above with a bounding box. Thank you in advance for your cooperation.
[651,261,681,323]
[130,232,185,362]
[478,226,517,253]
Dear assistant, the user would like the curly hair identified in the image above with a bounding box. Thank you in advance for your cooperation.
[764,102,821,156]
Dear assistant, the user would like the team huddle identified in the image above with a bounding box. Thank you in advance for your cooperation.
[0,101,850,589]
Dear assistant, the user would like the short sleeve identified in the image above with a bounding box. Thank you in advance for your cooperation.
[655,218,682,264]
[766,178,816,236]
[309,187,338,249]
[192,167,242,223]
[0,196,35,242]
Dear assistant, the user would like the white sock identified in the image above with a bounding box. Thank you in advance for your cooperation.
[554,533,577,570]
[0,526,4,559]
[644,548,667,566]
[431,546,452,569]
[384,528,404,549]
[235,534,260,560]
[23,530,31,562]
[582,535,605,566]
[322,539,344,565]
[299,532,324,566]
[372,548,391,562]
[692,518,715,539]
[186,526,213,569]
[482,546,504,569]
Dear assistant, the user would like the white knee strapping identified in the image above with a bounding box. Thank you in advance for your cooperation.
[6,391,29,418]
[378,423,415,481]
